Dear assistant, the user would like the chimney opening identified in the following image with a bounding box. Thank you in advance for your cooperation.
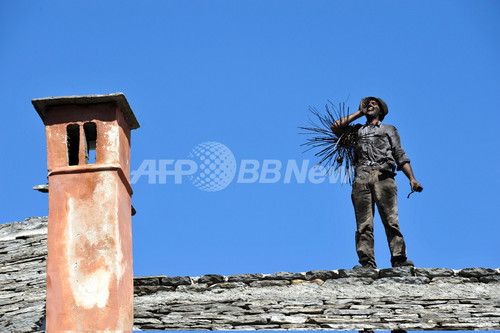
[83,122,97,164]
[66,124,80,166]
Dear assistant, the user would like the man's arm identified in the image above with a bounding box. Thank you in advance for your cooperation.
[330,98,367,135]
[389,126,423,192]
[401,163,423,192]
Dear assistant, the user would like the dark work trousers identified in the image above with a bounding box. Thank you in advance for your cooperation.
[351,168,407,267]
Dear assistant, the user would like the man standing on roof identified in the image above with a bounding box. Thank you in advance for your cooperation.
[332,97,422,269]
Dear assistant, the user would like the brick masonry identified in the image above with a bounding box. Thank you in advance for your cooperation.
[1,218,499,331]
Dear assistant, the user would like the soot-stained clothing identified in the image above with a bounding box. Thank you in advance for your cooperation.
[350,121,410,267]
[353,121,410,173]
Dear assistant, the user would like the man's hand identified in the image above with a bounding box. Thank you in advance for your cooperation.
[359,97,369,115]
[401,163,423,192]
[410,178,423,192]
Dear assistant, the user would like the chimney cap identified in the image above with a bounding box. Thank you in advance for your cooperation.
[32,93,140,130]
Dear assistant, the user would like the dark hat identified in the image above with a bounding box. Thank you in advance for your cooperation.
[367,97,389,121]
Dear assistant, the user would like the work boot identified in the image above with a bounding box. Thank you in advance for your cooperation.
[353,262,377,269]
[392,260,414,268]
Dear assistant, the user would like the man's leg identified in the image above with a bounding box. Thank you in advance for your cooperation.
[371,173,407,265]
[351,178,376,268]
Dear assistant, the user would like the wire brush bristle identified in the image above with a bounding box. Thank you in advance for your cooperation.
[299,101,359,184]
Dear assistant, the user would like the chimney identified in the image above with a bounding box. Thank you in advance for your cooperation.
[32,93,139,332]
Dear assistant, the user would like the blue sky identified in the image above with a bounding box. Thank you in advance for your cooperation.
[1,0,499,286]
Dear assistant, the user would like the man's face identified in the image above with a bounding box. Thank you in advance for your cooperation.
[366,99,381,118]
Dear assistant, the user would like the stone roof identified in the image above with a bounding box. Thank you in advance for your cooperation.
[133,267,500,331]
[0,217,47,332]
[1,217,500,331]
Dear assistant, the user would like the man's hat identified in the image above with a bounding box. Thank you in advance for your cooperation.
[367,97,389,121]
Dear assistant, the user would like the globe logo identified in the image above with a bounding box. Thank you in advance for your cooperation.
[188,142,237,192]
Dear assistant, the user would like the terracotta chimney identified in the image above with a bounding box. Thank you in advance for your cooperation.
[32,93,139,332]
